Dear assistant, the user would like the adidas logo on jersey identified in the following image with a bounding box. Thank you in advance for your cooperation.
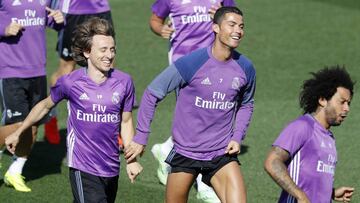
[201,77,212,85]
[12,0,21,6]
[79,93,90,100]
[181,0,191,4]
[320,140,326,148]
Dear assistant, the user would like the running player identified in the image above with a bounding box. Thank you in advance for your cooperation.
[5,17,142,202]
[127,7,255,203]
[264,66,355,203]
[149,0,236,201]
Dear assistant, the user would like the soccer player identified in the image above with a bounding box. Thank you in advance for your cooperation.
[149,0,236,201]
[264,66,355,203]
[0,0,64,192]
[5,17,142,202]
[44,0,114,145]
[126,7,255,203]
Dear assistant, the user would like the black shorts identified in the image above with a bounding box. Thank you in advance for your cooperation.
[69,168,119,203]
[0,76,47,125]
[56,11,114,61]
[165,149,240,186]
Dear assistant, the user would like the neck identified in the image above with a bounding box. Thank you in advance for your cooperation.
[212,40,233,61]
[87,65,108,84]
[311,110,330,129]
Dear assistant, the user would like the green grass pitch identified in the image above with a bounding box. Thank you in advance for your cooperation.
[1,0,360,202]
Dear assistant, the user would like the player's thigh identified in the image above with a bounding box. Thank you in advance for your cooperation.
[166,172,196,203]
[210,161,246,202]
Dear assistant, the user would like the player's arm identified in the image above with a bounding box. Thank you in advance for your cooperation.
[121,111,143,183]
[264,146,310,203]
[332,187,354,202]
[149,13,174,39]
[5,96,56,153]
[230,62,256,152]
[125,64,185,162]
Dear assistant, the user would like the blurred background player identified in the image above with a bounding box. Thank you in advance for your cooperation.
[149,0,236,201]
[127,7,255,203]
[264,66,355,203]
[5,17,142,202]
[44,0,114,145]
[0,0,64,192]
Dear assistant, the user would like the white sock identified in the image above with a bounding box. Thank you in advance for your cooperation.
[161,137,174,155]
[8,157,27,175]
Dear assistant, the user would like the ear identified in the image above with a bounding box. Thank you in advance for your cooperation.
[318,97,327,107]
[212,23,220,34]
[83,50,90,59]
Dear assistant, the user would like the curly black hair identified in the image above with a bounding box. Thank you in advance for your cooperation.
[71,17,115,67]
[300,65,355,114]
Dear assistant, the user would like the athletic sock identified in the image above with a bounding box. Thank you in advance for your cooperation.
[8,157,27,175]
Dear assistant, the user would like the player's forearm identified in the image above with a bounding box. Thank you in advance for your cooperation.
[133,89,159,145]
[18,97,54,133]
[232,103,254,143]
[120,113,135,147]
[149,13,165,36]
[264,149,307,200]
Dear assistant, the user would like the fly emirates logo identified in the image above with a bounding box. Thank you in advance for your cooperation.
[181,6,211,25]
[11,10,45,27]
[195,91,235,110]
[316,154,336,175]
[76,104,120,123]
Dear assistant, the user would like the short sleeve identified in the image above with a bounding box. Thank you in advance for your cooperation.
[151,0,170,18]
[273,119,313,157]
[122,77,135,112]
[50,75,70,104]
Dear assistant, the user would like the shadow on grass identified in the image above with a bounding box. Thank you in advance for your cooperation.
[308,0,360,10]
[22,129,67,181]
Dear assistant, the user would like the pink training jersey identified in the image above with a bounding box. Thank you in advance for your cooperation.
[152,0,235,62]
[273,114,337,203]
[59,0,110,14]
[50,68,135,177]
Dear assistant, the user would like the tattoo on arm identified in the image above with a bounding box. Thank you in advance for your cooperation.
[266,147,304,199]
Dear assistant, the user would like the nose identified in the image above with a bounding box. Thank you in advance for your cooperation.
[344,102,350,112]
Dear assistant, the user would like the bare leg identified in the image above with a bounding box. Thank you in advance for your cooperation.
[166,172,196,203]
[0,123,37,157]
[211,162,247,203]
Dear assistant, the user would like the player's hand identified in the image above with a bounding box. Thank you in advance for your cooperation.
[46,7,64,24]
[333,187,354,202]
[209,2,222,19]
[5,22,23,37]
[161,21,175,39]
[124,141,145,163]
[126,161,143,183]
[5,130,22,154]
[225,140,240,155]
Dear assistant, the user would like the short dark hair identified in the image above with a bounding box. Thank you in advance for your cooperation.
[300,65,355,114]
[71,17,115,66]
[213,6,243,25]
